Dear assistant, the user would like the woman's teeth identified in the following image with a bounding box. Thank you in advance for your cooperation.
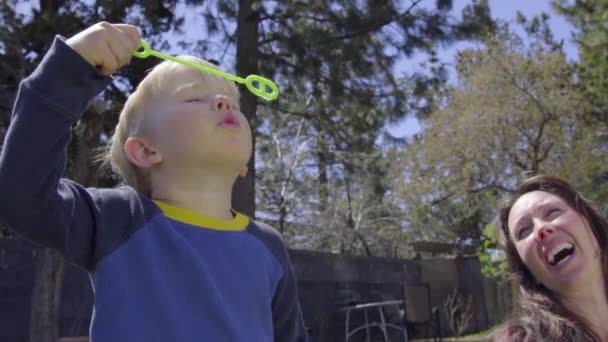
[547,242,574,265]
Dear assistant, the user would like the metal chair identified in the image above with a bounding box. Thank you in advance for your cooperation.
[341,299,408,342]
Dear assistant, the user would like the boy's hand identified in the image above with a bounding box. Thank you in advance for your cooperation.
[66,22,140,76]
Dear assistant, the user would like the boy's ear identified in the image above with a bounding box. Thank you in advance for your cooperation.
[239,167,248,178]
[124,137,163,169]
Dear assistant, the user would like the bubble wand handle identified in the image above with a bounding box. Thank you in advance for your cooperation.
[132,39,279,101]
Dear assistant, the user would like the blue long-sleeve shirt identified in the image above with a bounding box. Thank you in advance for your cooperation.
[0,36,308,342]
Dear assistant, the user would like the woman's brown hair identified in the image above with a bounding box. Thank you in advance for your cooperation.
[492,174,608,341]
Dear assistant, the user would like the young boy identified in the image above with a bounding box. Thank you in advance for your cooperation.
[0,22,308,341]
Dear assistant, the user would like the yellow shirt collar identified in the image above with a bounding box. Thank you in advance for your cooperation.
[153,200,249,231]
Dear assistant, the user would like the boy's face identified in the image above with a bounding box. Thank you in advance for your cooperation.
[145,66,252,173]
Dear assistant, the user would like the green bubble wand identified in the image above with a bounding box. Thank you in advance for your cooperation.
[132,39,279,101]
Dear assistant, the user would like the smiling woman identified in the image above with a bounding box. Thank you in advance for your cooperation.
[491,175,608,342]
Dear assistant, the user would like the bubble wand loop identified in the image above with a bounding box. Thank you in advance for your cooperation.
[132,39,279,101]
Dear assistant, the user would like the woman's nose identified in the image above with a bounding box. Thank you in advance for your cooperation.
[212,95,232,111]
[535,225,556,242]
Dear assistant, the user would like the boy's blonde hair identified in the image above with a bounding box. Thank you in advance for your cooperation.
[104,56,240,195]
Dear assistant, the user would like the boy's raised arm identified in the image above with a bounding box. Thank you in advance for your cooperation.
[0,23,140,269]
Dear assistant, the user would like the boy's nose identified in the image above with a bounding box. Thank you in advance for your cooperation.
[535,225,555,242]
[212,95,232,111]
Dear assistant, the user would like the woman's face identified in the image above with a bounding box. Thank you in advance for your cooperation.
[507,191,602,295]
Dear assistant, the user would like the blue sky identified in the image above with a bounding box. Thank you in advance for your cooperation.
[388,0,578,138]
[14,0,579,140]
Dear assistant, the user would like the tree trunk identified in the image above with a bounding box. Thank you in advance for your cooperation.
[316,140,329,213]
[29,248,64,342]
[39,0,64,12]
[344,176,373,256]
[278,195,286,234]
[232,0,259,218]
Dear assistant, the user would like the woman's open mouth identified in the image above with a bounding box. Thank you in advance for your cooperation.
[546,242,575,266]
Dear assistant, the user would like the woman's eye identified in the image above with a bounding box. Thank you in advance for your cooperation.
[185,98,202,103]
[517,226,532,240]
[546,208,561,219]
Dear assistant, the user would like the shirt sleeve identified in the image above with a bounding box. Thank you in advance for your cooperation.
[0,36,152,270]
[250,221,309,342]
[271,249,309,342]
